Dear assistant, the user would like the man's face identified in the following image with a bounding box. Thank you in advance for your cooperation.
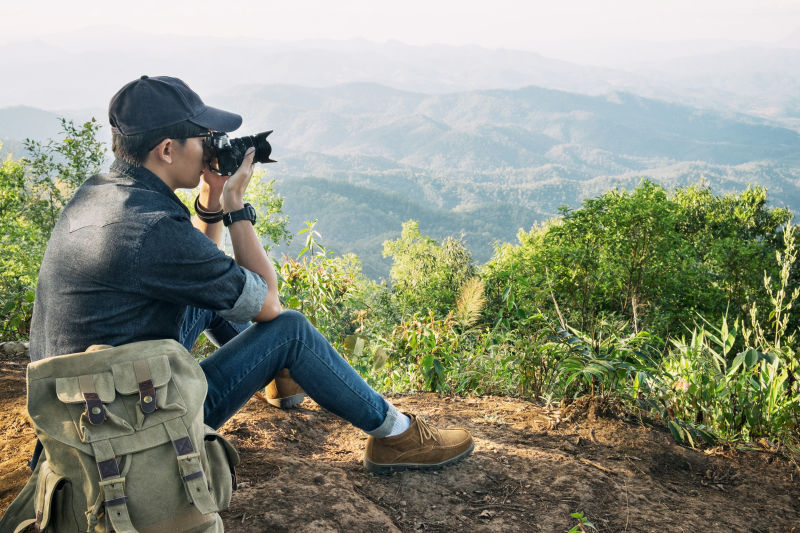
[170,136,210,189]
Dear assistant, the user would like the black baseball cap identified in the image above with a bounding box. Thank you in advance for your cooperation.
[109,75,242,135]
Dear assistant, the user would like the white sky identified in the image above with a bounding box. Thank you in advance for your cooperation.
[4,0,800,48]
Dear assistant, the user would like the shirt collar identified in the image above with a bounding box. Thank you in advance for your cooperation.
[110,159,191,217]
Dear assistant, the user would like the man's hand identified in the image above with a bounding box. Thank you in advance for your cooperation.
[221,147,256,213]
[199,169,227,212]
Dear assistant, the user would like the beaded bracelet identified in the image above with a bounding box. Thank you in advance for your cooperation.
[194,196,224,223]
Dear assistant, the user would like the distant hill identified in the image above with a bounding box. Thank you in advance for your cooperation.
[0,106,63,159]
[630,46,800,130]
[213,83,800,210]
[2,33,800,128]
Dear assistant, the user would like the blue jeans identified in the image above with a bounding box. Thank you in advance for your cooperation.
[179,307,399,436]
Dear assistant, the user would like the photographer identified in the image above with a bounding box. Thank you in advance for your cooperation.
[29,75,473,474]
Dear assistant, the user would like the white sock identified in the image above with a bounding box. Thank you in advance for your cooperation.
[386,412,412,437]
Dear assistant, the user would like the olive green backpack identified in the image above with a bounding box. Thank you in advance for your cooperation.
[0,339,239,532]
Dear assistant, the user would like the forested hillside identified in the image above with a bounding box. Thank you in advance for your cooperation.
[274,177,539,277]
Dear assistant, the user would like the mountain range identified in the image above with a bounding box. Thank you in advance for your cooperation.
[2,34,800,277]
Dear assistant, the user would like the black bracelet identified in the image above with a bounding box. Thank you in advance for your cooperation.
[194,196,224,223]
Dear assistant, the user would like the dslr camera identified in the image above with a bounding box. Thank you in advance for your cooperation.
[206,130,275,176]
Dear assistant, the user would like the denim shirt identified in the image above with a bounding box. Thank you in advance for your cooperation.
[29,159,267,361]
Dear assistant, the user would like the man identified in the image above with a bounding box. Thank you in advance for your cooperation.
[29,75,474,474]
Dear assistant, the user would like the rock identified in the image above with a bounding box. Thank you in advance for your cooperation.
[0,341,29,357]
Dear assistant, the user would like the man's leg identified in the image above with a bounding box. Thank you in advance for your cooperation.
[199,310,394,432]
[199,309,474,472]
[181,306,307,408]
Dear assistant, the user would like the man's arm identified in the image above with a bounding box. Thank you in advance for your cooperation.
[192,179,225,246]
[219,148,282,322]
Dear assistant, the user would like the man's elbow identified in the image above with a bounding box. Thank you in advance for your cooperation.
[253,297,282,322]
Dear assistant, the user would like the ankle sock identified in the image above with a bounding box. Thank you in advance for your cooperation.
[386,412,412,437]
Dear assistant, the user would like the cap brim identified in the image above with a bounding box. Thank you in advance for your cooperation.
[190,105,242,133]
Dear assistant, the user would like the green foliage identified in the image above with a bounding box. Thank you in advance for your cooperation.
[632,226,800,447]
[0,119,106,339]
[247,175,292,250]
[383,220,477,317]
[552,321,660,402]
[483,180,791,342]
[383,311,460,393]
[277,221,363,342]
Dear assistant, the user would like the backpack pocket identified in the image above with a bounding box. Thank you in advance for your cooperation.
[56,373,134,442]
[31,461,80,532]
[203,427,240,511]
[111,354,188,430]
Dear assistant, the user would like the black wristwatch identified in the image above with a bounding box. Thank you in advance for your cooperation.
[222,203,257,227]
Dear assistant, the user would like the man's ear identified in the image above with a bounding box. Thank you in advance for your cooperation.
[152,138,174,164]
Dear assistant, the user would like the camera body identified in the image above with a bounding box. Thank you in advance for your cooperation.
[207,130,275,175]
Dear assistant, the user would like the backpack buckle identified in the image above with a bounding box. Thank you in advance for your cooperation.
[138,379,157,414]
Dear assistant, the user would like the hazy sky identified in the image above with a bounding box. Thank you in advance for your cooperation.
[5,0,799,48]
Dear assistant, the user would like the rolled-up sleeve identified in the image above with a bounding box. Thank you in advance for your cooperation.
[138,215,268,322]
[217,268,267,322]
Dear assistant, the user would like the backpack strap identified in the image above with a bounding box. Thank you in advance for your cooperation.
[163,418,218,514]
[91,439,138,533]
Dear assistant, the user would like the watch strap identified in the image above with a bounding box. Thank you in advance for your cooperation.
[222,203,257,227]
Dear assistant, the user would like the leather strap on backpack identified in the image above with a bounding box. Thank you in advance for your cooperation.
[163,418,219,514]
[133,359,158,414]
[91,440,137,533]
[79,375,106,425]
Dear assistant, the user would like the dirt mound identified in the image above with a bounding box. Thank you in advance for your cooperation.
[1,349,799,532]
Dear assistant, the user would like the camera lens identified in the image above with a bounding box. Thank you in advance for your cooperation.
[212,130,275,175]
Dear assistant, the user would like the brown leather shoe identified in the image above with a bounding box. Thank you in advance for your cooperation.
[264,368,307,408]
[364,413,474,474]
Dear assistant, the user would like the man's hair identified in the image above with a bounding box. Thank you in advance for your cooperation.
[112,120,208,165]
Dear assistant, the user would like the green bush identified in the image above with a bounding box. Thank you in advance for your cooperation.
[0,119,105,340]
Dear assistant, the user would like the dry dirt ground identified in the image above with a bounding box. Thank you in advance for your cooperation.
[1,347,799,532]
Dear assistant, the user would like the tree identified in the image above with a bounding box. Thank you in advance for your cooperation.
[483,180,793,343]
[383,220,477,317]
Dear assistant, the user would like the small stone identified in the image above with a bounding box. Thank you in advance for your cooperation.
[1,341,28,356]
[478,510,494,519]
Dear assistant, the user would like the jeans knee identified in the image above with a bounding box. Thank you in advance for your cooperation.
[254,309,317,340]
[277,309,310,328]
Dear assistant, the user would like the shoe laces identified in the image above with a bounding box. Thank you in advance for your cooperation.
[415,416,441,444]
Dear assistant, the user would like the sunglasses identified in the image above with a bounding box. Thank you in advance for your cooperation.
[148,132,214,152]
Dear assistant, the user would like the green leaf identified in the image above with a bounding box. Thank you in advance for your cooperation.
[667,420,685,445]
[744,349,760,368]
